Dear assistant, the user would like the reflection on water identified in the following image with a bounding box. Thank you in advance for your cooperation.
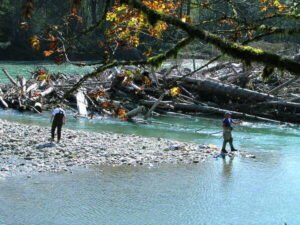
[0,161,300,225]
[222,157,234,180]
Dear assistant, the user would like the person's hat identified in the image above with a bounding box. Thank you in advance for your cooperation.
[225,111,232,115]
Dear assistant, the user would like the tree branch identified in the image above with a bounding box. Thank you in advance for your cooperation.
[124,0,300,75]
[63,36,193,98]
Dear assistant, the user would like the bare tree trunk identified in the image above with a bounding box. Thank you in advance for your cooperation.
[144,91,167,120]
[179,0,184,17]
[91,0,97,24]
[186,0,191,15]
[127,106,146,118]
[0,96,8,108]
[268,77,299,95]
[2,68,18,87]
[172,76,280,103]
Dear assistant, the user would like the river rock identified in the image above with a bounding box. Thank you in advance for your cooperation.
[0,118,259,176]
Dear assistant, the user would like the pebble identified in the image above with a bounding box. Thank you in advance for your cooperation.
[245,154,256,158]
[193,159,200,163]
[0,119,254,176]
[1,166,9,172]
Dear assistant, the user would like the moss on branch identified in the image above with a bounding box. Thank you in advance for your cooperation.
[63,60,146,99]
[63,37,193,98]
[124,0,300,76]
[147,37,194,67]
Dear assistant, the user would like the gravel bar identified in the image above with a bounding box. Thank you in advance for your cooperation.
[0,119,227,177]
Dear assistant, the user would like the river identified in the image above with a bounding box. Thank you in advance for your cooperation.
[0,62,300,224]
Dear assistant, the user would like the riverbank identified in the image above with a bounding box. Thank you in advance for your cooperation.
[0,117,298,225]
[0,119,229,176]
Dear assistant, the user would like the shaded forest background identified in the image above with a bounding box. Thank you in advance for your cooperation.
[0,0,300,123]
[0,0,299,61]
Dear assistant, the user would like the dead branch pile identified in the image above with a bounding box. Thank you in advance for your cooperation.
[0,62,299,124]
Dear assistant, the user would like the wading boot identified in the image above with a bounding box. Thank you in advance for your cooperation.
[221,149,228,154]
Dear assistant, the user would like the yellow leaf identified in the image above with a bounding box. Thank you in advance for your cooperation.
[106,12,117,21]
[30,35,40,51]
[142,76,152,87]
[117,108,128,121]
[36,73,49,81]
[277,3,287,12]
[259,6,268,12]
[143,48,153,57]
[181,16,191,23]
[169,87,181,97]
[43,50,55,57]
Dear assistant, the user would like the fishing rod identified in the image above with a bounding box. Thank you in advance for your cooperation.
[148,120,225,136]
[149,120,204,132]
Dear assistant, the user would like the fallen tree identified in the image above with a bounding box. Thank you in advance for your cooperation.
[1,61,299,124]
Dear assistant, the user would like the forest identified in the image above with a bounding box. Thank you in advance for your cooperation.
[0,0,300,123]
[0,0,299,60]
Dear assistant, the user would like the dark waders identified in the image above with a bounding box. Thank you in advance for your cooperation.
[222,137,235,151]
[51,121,63,142]
[51,111,64,142]
[222,128,236,151]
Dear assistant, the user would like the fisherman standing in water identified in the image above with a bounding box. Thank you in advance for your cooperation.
[51,104,66,143]
[221,112,241,154]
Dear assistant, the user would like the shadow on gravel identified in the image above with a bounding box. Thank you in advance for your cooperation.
[36,142,56,149]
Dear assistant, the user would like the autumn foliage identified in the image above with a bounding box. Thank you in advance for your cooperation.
[24,0,298,71]
[30,35,40,51]
[105,0,180,48]
[259,0,287,13]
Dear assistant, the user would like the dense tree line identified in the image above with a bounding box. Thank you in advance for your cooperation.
[0,0,299,61]
[0,0,112,60]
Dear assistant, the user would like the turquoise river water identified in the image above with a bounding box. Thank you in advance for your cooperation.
[0,62,300,225]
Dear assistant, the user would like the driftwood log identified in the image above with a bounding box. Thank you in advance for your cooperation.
[0,62,299,124]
